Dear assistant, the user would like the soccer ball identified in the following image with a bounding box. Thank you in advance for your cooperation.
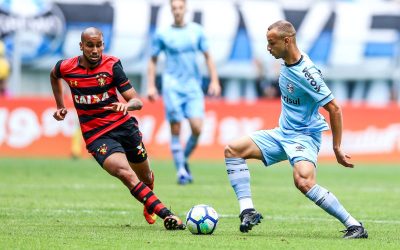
[186,204,219,235]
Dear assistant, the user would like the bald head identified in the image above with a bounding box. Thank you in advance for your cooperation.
[79,27,104,66]
[81,27,103,42]
[268,20,296,39]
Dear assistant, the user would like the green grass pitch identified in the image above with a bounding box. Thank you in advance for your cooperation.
[0,158,399,249]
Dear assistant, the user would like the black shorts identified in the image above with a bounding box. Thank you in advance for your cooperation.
[86,117,148,167]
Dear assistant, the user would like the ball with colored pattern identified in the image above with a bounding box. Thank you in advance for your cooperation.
[186,204,219,235]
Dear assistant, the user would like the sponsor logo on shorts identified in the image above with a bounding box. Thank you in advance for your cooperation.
[295,145,305,152]
[98,144,108,155]
[137,143,147,158]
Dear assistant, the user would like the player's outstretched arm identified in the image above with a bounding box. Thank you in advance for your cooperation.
[323,99,354,168]
[203,51,221,97]
[104,88,143,115]
[50,69,67,121]
[147,57,159,102]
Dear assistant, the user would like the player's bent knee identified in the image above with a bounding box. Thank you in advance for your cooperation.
[294,177,314,194]
[224,144,240,158]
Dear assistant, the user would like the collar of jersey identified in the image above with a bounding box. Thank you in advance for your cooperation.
[285,55,303,67]
[77,55,103,69]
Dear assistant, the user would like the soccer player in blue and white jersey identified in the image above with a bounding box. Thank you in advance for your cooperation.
[224,20,368,239]
[147,0,220,185]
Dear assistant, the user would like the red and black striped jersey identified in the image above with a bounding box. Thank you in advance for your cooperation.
[53,55,132,145]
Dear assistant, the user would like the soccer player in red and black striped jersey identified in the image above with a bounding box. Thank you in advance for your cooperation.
[50,27,185,230]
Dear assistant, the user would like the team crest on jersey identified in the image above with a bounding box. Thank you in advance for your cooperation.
[96,74,107,87]
[137,143,147,158]
[287,82,294,93]
[98,144,108,155]
[69,80,78,87]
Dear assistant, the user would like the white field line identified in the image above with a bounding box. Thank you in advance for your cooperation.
[218,214,400,225]
[14,208,399,225]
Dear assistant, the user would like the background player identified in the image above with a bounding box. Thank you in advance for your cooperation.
[50,27,185,230]
[224,20,368,239]
[147,0,221,185]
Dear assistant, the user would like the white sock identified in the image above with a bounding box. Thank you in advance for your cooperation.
[239,198,254,213]
[306,184,361,228]
[171,135,185,172]
[177,167,189,177]
[344,216,361,228]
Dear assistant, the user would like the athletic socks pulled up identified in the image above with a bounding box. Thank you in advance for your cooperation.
[306,184,361,228]
[131,181,171,219]
[226,157,253,212]
[171,135,185,173]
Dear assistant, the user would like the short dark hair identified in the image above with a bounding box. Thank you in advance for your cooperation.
[268,20,296,38]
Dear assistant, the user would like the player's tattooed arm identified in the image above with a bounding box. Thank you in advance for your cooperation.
[122,88,143,111]
[126,98,143,111]
[104,88,143,115]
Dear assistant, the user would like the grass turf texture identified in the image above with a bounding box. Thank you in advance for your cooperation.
[0,158,399,249]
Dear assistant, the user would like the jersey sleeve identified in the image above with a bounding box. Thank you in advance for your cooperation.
[198,26,209,52]
[299,66,334,107]
[53,60,64,78]
[112,60,132,93]
[151,30,164,57]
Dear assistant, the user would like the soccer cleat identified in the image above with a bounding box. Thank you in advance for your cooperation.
[239,208,263,233]
[341,223,368,239]
[143,206,157,224]
[177,168,192,185]
[177,174,190,185]
[163,215,186,230]
[184,162,193,183]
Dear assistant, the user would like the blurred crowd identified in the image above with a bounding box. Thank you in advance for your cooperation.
[0,40,10,97]
[1,36,399,104]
